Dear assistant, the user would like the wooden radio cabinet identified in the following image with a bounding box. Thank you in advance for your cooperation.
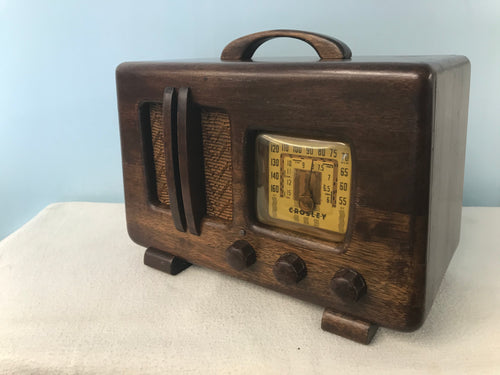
[116,30,470,344]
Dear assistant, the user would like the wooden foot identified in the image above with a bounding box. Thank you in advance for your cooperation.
[144,247,191,275]
[321,308,378,344]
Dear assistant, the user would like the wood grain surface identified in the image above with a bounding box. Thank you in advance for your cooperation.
[117,54,469,331]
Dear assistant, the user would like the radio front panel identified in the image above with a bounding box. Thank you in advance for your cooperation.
[118,61,432,331]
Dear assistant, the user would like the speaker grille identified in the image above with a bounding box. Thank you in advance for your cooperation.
[150,103,170,206]
[148,104,233,221]
[200,108,233,221]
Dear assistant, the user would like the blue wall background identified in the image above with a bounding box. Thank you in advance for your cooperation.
[1,0,499,239]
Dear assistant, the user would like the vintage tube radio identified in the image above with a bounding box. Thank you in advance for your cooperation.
[116,30,470,344]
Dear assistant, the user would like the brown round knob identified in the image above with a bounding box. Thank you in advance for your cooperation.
[273,253,307,285]
[225,240,256,271]
[330,268,367,302]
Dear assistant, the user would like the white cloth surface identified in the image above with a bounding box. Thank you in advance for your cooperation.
[0,202,499,374]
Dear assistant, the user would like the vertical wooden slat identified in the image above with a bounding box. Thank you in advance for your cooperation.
[177,87,205,235]
[163,87,186,232]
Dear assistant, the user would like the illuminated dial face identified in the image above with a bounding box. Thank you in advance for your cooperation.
[256,134,352,241]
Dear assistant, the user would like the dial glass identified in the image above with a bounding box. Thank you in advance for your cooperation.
[256,134,352,242]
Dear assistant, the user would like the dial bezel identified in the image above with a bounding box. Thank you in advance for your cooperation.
[255,133,353,242]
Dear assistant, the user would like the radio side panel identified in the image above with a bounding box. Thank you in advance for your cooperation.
[426,57,470,314]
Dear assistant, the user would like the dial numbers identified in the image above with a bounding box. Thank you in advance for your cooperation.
[257,134,352,241]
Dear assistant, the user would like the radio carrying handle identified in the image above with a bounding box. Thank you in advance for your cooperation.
[220,29,351,61]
